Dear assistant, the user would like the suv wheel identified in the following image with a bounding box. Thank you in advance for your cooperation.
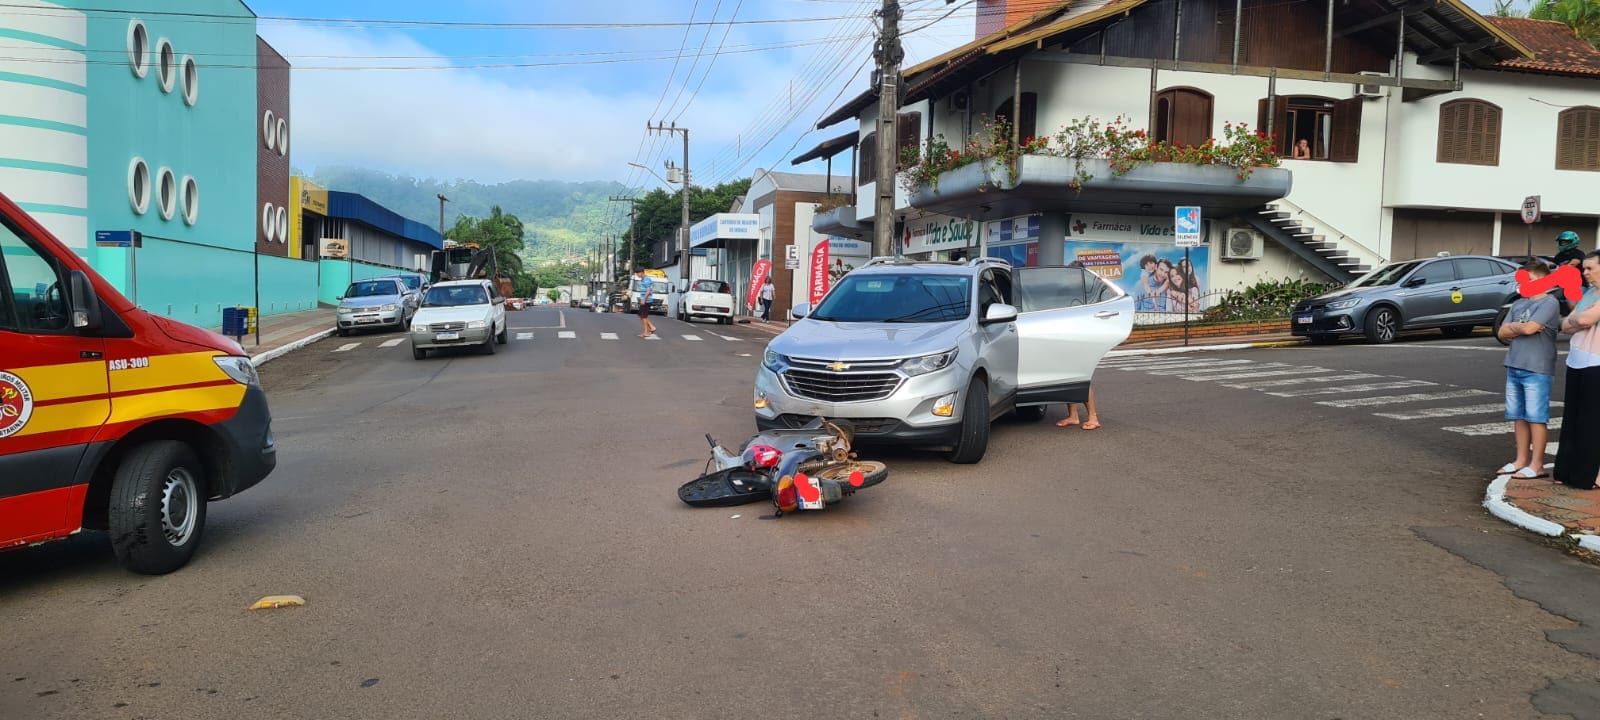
[1364,306,1399,344]
[946,377,991,464]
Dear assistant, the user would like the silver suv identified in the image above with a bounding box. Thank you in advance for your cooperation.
[755,257,1133,463]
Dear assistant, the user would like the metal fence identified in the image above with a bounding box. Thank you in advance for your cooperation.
[1132,289,1298,328]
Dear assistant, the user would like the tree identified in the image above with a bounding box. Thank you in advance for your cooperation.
[446,206,527,278]
[626,178,754,271]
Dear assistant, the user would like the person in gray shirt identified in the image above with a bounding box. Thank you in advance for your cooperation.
[1496,261,1563,479]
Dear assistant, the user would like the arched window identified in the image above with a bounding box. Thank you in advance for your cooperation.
[1153,87,1213,147]
[1437,99,1501,166]
[1556,106,1600,172]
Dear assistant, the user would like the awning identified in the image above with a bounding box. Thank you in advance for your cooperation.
[792,131,859,165]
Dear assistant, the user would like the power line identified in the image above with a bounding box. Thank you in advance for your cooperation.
[661,0,728,121]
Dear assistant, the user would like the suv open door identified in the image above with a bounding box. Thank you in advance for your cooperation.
[1010,266,1134,406]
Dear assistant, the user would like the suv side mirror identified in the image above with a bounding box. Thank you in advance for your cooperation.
[69,270,102,331]
[981,303,1018,325]
[792,303,811,320]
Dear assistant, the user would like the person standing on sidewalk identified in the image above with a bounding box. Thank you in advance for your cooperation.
[635,270,658,338]
[1496,261,1561,479]
[1554,252,1600,490]
[759,278,774,322]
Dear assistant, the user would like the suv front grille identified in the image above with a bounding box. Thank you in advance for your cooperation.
[781,368,902,403]
[430,321,467,332]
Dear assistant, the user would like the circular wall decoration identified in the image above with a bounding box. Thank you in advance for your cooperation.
[156,38,175,93]
[181,175,199,225]
[156,167,176,220]
[262,202,275,239]
[181,56,198,106]
[127,19,149,78]
[276,118,288,156]
[275,206,288,242]
[263,110,277,151]
[127,157,150,214]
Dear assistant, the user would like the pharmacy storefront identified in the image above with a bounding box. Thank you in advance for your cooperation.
[899,213,977,261]
[986,212,1212,314]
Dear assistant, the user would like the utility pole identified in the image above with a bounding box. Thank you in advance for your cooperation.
[436,194,449,237]
[647,122,691,313]
[609,195,637,276]
[873,0,903,258]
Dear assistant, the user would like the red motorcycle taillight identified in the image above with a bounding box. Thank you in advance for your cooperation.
[774,475,799,513]
[745,444,783,469]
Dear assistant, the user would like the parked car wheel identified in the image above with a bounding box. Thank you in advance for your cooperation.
[482,332,496,355]
[1442,325,1474,338]
[108,440,208,575]
[1014,405,1047,422]
[413,346,427,360]
[496,323,508,345]
[721,316,733,325]
[336,328,348,337]
[947,377,991,464]
[1364,306,1399,344]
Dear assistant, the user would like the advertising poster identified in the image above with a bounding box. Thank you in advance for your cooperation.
[808,239,831,305]
[825,235,868,284]
[1068,241,1210,314]
[746,259,771,313]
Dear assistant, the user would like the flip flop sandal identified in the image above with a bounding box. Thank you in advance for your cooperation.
[1512,466,1550,480]
[1498,462,1521,474]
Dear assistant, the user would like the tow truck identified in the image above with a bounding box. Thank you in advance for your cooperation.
[430,240,514,299]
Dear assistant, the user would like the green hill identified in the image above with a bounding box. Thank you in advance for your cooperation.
[304,166,626,263]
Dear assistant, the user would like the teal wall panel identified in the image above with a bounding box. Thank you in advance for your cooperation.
[131,236,253,329]
[258,254,319,316]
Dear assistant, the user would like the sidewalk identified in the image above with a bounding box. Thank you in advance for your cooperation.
[1485,462,1600,555]
[211,307,337,366]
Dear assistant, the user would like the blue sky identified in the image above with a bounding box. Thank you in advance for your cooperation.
[253,0,1512,190]
[253,0,978,191]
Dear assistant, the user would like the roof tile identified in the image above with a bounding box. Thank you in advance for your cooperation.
[1485,16,1600,78]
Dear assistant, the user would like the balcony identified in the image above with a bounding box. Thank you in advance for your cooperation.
[811,203,871,240]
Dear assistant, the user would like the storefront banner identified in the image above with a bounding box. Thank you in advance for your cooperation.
[985,243,1038,268]
[901,214,975,256]
[809,239,831,305]
[691,213,761,248]
[826,235,867,284]
[1068,241,1211,314]
[1064,212,1187,243]
[986,214,1041,244]
[746,259,771,313]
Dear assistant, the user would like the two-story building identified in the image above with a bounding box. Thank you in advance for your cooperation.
[800,0,1600,301]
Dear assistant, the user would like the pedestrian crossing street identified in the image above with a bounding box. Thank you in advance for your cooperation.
[328,329,745,353]
[1097,353,1559,439]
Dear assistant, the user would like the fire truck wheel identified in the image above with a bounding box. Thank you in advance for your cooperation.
[108,440,208,575]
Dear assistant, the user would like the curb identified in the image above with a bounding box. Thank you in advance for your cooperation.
[1483,474,1600,551]
[250,328,335,368]
[1106,338,1301,358]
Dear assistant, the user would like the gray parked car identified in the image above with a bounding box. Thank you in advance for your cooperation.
[336,277,414,336]
[754,257,1133,464]
[1291,254,1519,344]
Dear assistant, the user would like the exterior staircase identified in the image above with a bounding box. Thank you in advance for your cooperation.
[1242,199,1384,284]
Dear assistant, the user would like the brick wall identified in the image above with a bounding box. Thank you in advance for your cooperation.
[256,38,290,257]
[1124,319,1290,344]
[766,189,835,320]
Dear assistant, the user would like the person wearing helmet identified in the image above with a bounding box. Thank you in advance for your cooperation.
[1554,231,1586,275]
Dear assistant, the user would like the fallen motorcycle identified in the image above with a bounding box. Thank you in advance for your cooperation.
[677,418,888,515]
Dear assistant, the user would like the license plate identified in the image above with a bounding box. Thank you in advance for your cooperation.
[435,331,460,340]
[799,476,825,510]
[1295,314,1313,325]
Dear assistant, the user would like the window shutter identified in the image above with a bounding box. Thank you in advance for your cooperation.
[1257,96,1289,155]
[897,112,922,168]
[1559,107,1600,172]
[858,132,876,185]
[1329,97,1363,163]
[1437,103,1460,164]
[1466,103,1485,164]
[1482,102,1501,165]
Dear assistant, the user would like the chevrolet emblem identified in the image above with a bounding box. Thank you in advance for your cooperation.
[827,361,850,372]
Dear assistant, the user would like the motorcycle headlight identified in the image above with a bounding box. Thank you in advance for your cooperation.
[900,348,958,377]
[213,356,260,386]
[466,320,488,329]
[763,349,789,372]
[1326,298,1361,310]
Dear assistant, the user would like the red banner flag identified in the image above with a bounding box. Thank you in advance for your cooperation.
[808,239,831,306]
[746,259,771,313]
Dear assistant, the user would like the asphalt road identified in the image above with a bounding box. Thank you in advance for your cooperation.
[4,309,1599,719]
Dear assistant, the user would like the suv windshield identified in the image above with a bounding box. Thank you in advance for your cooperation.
[425,285,488,307]
[346,280,400,298]
[692,280,729,293]
[809,273,971,323]
[1348,261,1422,288]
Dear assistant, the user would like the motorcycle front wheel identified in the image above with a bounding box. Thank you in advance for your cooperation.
[807,460,888,490]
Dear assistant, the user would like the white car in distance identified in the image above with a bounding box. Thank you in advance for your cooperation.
[409,279,509,359]
[677,279,736,325]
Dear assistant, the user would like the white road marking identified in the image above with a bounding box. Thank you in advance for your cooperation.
[1369,343,1570,356]
[1375,402,1565,420]
[558,331,576,339]
[334,343,360,352]
[517,332,534,340]
[559,311,567,329]
[1221,373,1383,389]
[1443,417,1564,436]
[645,334,661,340]
[1267,380,1437,397]
[378,338,404,348]
[1180,367,1332,382]
[1107,357,1252,368]
[1314,389,1494,408]
[1549,441,1560,456]
[1144,362,1288,376]
[1114,359,1255,372]
[682,334,702,341]
[716,334,742,342]
[601,332,619,340]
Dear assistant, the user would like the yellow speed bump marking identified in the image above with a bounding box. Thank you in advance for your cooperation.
[249,595,306,610]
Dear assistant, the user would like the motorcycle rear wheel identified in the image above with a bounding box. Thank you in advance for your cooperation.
[806,460,888,490]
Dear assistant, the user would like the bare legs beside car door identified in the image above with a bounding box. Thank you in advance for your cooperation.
[1056,389,1100,430]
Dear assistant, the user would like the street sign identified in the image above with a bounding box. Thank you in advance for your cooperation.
[1522,195,1541,224]
[1174,206,1202,247]
[94,230,142,248]
[785,244,800,270]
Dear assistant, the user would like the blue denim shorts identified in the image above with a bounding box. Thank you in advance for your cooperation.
[1505,367,1553,424]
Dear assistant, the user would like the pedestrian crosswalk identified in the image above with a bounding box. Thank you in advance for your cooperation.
[1099,354,1555,438]
[326,329,749,355]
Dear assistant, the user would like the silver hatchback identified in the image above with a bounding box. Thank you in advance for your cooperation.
[755,258,1133,464]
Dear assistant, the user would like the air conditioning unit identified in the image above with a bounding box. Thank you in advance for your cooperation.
[1354,71,1385,99]
[1222,228,1263,261]
[948,91,969,114]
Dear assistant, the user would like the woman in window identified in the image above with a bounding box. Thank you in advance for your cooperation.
[1293,139,1312,160]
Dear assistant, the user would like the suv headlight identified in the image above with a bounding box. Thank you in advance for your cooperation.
[900,348,958,377]
[1326,298,1362,310]
[466,320,488,329]
[213,356,260,386]
[763,349,789,372]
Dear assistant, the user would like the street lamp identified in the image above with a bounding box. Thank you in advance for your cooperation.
[628,161,678,189]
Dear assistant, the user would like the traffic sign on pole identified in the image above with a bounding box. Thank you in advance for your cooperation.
[94,230,142,248]
[1175,206,1202,247]
[1521,195,1540,224]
